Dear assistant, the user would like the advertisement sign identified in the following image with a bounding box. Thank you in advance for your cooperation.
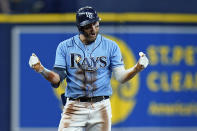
[11,26,197,131]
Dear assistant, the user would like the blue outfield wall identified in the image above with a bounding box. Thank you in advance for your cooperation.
[9,25,197,131]
[0,24,11,131]
[1,13,197,131]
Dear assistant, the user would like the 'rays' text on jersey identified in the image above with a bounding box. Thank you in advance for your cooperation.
[70,53,107,72]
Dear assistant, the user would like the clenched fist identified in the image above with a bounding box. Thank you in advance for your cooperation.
[29,53,44,72]
[135,52,149,71]
[138,52,149,68]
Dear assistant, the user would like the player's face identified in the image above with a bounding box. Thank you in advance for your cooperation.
[82,21,99,43]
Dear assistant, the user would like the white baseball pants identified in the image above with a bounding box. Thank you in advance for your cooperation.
[58,98,112,131]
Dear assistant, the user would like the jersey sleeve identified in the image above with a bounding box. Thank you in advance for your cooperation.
[110,42,124,68]
[54,42,67,69]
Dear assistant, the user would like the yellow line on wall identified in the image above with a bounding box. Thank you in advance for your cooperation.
[0,13,75,23]
[0,13,197,23]
[100,13,197,23]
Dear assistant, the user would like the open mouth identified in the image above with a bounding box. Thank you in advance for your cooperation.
[90,32,96,37]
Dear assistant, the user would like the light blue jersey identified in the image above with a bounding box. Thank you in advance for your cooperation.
[54,34,124,98]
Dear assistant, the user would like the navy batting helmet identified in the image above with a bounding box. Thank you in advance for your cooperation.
[76,6,101,27]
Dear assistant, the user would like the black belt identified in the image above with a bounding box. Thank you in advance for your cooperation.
[69,96,109,102]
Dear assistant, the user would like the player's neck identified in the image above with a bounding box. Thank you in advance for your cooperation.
[79,34,94,45]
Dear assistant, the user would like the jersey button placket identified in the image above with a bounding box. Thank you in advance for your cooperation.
[86,47,91,55]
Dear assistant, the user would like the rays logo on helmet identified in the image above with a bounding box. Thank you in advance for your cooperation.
[85,12,94,19]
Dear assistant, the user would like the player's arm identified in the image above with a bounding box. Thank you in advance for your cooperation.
[113,52,149,84]
[29,53,60,85]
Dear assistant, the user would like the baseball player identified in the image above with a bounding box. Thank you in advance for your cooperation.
[29,6,149,131]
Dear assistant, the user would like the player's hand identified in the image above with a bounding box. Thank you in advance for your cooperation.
[136,52,149,71]
[29,53,44,73]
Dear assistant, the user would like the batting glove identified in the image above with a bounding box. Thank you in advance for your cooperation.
[138,52,149,68]
[29,53,44,72]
